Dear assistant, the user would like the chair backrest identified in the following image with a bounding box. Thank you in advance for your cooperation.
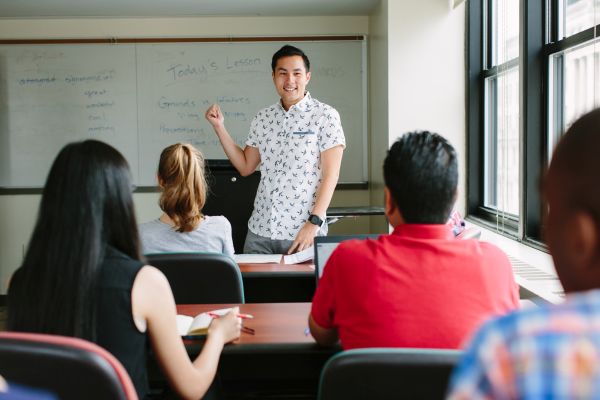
[146,252,244,303]
[0,332,138,400]
[318,348,462,400]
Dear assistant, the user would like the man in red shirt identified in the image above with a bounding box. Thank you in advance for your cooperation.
[309,131,519,350]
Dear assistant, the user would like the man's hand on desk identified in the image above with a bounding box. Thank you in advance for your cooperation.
[287,222,320,254]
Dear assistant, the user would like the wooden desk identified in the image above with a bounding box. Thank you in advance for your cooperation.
[176,303,340,399]
[238,263,315,303]
[178,303,313,345]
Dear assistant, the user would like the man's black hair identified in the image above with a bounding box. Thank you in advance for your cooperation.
[383,131,458,224]
[271,45,310,72]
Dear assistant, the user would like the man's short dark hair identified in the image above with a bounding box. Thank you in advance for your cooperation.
[271,45,310,72]
[383,131,458,224]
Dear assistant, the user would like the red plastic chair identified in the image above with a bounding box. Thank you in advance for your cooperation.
[0,332,138,400]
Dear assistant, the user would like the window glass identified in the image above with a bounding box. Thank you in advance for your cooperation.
[491,0,520,65]
[484,67,520,216]
[563,0,600,37]
[549,38,600,153]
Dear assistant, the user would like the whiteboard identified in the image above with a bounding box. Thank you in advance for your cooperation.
[0,39,366,187]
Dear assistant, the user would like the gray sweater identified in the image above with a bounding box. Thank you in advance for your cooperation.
[139,215,234,257]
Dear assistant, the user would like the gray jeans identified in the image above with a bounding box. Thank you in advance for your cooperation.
[243,225,328,254]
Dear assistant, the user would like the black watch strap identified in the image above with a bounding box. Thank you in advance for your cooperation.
[308,214,324,227]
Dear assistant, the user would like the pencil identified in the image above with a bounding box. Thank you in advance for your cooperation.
[208,312,254,320]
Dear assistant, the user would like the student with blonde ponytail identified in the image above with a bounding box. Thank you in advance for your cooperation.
[139,143,235,256]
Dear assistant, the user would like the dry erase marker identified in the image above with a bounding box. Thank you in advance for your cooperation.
[208,312,254,320]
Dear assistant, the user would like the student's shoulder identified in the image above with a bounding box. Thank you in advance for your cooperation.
[134,265,171,290]
[138,219,163,232]
[325,239,382,276]
[332,236,380,261]
[472,241,511,264]
[477,295,600,349]
[469,304,545,348]
[204,215,231,227]
[495,290,600,329]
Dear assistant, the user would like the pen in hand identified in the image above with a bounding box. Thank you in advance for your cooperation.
[208,312,254,320]
[208,312,255,335]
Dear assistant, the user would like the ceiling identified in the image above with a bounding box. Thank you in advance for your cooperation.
[0,0,380,18]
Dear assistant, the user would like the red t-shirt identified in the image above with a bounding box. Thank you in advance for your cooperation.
[311,224,519,350]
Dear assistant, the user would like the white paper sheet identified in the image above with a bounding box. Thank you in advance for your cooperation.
[233,254,283,264]
[282,246,314,264]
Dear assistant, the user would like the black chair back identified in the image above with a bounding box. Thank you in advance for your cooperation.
[145,252,244,304]
[318,348,462,400]
[0,332,138,400]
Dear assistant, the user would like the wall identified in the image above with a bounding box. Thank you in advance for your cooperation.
[368,0,390,233]
[367,0,466,234]
[0,15,371,294]
[387,0,466,214]
[0,3,468,293]
[0,16,368,39]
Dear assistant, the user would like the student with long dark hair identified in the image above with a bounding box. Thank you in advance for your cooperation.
[7,140,241,400]
[139,143,234,256]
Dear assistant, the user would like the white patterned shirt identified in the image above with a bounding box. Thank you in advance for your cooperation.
[246,92,345,240]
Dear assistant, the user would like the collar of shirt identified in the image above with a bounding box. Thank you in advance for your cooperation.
[392,224,455,240]
[277,91,312,113]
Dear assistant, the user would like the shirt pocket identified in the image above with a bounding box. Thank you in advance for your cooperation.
[290,131,319,160]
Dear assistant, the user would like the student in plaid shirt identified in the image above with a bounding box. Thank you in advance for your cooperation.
[447,108,600,399]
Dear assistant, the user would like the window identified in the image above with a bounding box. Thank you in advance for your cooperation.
[563,0,600,37]
[549,0,600,161]
[467,0,599,245]
[549,4,600,152]
[484,0,520,219]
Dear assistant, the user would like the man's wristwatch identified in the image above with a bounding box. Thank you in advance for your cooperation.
[307,214,324,227]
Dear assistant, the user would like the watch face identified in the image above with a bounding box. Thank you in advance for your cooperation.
[309,214,322,226]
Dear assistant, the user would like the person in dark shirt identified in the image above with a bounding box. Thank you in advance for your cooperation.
[7,140,241,400]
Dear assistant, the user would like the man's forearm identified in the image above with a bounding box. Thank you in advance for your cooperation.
[311,146,344,218]
[311,173,338,218]
[308,314,338,346]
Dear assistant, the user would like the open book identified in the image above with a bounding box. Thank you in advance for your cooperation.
[176,307,232,337]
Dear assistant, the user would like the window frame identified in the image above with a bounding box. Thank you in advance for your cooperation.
[467,0,599,249]
[466,0,545,248]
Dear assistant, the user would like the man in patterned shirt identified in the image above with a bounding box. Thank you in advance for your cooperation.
[447,108,600,399]
[205,45,345,254]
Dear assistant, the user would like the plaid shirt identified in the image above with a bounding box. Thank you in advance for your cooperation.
[448,289,600,400]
